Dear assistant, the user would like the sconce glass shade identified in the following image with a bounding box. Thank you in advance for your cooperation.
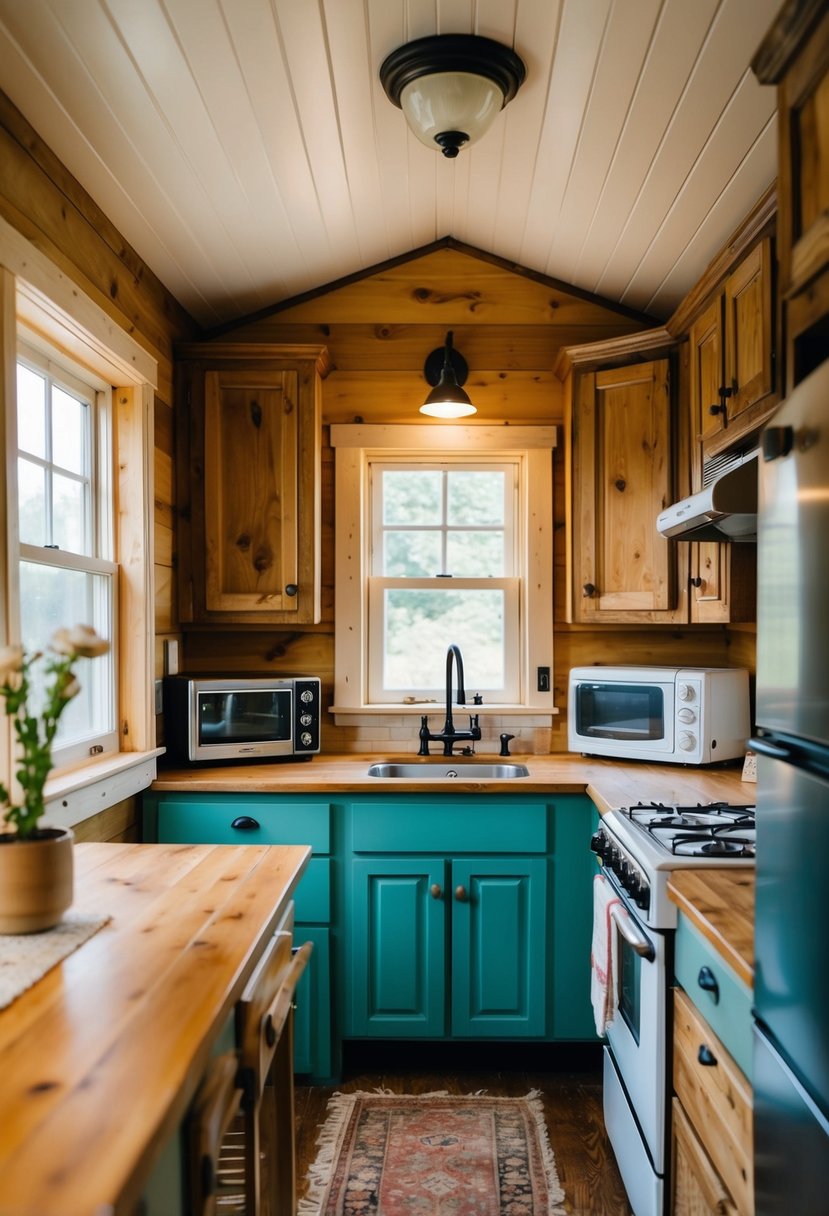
[380,34,526,159]
[420,332,476,418]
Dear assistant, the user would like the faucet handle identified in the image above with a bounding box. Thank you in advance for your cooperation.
[499,733,515,757]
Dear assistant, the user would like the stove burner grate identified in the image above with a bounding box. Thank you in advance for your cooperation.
[671,832,755,859]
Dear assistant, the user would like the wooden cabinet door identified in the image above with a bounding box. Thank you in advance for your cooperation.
[573,358,683,623]
[176,343,325,626]
[689,298,725,489]
[724,239,774,429]
[450,857,546,1038]
[204,367,299,615]
[689,542,756,624]
[671,1098,739,1216]
[349,857,446,1037]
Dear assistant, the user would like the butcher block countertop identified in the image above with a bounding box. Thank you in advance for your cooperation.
[668,869,755,987]
[152,751,755,814]
[0,841,309,1216]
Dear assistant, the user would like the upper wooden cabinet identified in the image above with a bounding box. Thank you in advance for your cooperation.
[754,0,829,391]
[570,357,686,624]
[688,239,775,486]
[176,343,328,625]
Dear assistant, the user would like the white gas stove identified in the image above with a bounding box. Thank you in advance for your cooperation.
[592,800,756,930]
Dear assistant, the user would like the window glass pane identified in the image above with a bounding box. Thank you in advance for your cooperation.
[16,364,46,458]
[52,473,86,554]
[51,384,87,475]
[382,470,442,525]
[446,531,504,577]
[17,458,47,546]
[383,588,504,690]
[447,471,504,526]
[384,531,442,577]
[19,562,113,747]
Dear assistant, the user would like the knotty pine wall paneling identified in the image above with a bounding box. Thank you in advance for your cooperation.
[0,91,199,827]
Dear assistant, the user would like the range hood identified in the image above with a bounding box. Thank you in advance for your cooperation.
[656,448,758,542]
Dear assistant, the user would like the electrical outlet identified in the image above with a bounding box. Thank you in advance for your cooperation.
[537,666,551,693]
[741,750,757,783]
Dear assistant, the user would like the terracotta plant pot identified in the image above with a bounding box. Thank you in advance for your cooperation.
[0,827,74,934]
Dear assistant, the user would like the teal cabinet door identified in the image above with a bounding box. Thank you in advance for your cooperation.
[350,857,446,1037]
[450,857,547,1038]
[293,926,332,1080]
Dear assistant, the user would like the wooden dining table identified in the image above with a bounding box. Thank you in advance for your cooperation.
[0,840,310,1216]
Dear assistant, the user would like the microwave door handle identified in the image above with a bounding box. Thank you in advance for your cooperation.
[610,904,655,962]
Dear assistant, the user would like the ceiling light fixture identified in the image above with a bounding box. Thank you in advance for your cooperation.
[380,34,526,159]
[420,331,476,418]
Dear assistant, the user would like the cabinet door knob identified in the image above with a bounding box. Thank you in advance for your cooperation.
[697,965,720,1003]
[454,885,469,902]
[708,403,725,416]
[430,883,442,900]
[690,576,703,588]
[582,582,596,598]
[231,815,260,831]
[285,583,298,597]
[698,1044,717,1067]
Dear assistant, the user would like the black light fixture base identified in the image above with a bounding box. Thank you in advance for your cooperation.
[424,343,468,387]
[380,34,526,109]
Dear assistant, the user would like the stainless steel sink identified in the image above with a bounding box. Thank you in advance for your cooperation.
[366,761,529,779]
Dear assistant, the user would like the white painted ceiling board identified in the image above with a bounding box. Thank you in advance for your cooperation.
[0,0,780,329]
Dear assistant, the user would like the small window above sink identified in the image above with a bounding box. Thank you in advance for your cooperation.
[367,761,529,779]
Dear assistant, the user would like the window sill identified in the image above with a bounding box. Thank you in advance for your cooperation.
[44,748,166,830]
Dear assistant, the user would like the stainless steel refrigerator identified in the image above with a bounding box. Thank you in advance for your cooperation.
[752,355,829,1214]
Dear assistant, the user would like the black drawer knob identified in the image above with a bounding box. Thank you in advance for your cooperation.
[231,815,260,831]
[697,965,720,1003]
[698,1044,717,1067]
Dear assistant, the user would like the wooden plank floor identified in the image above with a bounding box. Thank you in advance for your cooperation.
[295,1047,633,1216]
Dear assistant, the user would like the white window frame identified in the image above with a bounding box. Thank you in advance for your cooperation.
[15,339,119,766]
[1,213,160,812]
[331,424,556,713]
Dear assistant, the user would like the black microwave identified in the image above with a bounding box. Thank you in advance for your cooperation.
[163,675,321,764]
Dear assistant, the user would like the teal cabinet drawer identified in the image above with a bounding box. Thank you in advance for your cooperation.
[155,795,331,852]
[350,798,547,853]
[674,914,753,1079]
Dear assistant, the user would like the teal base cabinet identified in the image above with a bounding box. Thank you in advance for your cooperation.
[143,788,598,1082]
[143,793,336,1082]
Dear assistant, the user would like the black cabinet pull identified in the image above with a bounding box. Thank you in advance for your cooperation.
[582,582,596,598]
[231,815,260,831]
[708,403,725,416]
[285,583,298,597]
[697,965,720,1003]
[698,1044,717,1066]
[690,576,703,588]
[762,425,794,462]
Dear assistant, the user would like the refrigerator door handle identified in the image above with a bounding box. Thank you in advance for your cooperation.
[750,736,793,760]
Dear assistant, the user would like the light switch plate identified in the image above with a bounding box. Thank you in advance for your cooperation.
[741,750,757,783]
[154,679,163,715]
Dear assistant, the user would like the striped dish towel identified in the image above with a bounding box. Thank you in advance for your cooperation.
[590,873,620,1037]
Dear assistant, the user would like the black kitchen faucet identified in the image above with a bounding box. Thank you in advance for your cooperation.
[417,643,482,757]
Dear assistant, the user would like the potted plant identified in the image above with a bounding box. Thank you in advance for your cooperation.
[0,625,109,934]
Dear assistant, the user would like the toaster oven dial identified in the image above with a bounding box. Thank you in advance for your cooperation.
[677,682,696,702]
[300,690,315,703]
[300,713,313,726]
[677,707,696,723]
[678,730,696,752]
[300,731,313,748]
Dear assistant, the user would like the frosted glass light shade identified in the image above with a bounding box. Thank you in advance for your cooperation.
[400,71,503,156]
[420,396,477,419]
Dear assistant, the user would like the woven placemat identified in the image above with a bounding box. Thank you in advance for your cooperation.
[0,910,111,1010]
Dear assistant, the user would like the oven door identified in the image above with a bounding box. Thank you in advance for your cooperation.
[570,678,676,759]
[604,889,668,1176]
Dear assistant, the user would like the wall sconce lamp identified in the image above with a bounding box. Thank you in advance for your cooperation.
[421,331,476,418]
[380,34,526,159]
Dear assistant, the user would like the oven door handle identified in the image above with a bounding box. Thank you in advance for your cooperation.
[610,904,655,962]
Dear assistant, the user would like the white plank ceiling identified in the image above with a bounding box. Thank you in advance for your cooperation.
[0,0,780,330]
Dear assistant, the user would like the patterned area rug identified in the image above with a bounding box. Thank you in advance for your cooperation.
[300,1089,567,1215]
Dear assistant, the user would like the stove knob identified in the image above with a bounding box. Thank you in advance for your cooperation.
[626,870,642,899]
[677,707,696,724]
[678,683,696,702]
[678,730,696,752]
[590,830,604,854]
[635,884,650,911]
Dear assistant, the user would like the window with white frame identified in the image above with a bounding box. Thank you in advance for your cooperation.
[15,341,117,766]
[332,425,556,712]
[368,460,520,701]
